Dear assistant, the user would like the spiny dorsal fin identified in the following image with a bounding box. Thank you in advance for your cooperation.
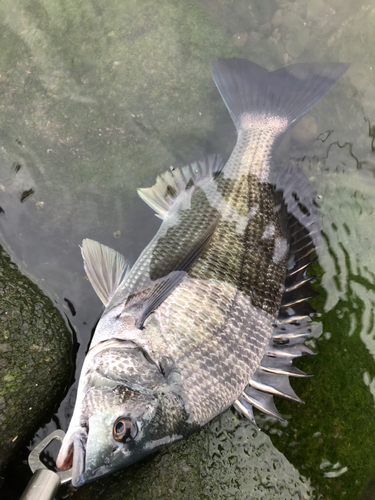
[137,154,225,219]
[81,239,130,306]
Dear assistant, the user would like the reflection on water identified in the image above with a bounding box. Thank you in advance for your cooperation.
[1,0,375,499]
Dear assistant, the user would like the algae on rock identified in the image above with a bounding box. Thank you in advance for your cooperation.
[0,245,72,468]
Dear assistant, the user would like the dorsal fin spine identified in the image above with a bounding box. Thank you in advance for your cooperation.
[137,154,225,218]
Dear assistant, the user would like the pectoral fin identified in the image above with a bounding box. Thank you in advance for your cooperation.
[81,239,130,306]
[122,270,187,328]
[122,203,220,326]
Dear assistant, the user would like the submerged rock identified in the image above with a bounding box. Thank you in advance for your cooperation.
[285,27,310,59]
[291,114,318,143]
[232,32,248,48]
[271,9,283,27]
[306,0,326,20]
[0,245,72,469]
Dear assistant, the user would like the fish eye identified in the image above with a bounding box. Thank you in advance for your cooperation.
[113,417,137,443]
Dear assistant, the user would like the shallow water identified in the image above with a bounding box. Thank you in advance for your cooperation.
[1,0,375,498]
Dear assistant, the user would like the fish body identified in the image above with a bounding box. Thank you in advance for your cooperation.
[56,58,348,486]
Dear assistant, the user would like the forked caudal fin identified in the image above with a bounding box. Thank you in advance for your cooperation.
[210,58,349,134]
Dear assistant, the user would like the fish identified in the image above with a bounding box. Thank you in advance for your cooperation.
[56,58,348,487]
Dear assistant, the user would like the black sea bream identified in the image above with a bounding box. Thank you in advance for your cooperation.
[56,58,348,486]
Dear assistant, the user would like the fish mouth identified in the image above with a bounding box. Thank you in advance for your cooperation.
[56,428,88,488]
[70,430,87,487]
[67,425,122,487]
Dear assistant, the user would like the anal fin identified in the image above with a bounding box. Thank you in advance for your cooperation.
[233,399,257,427]
[240,388,285,421]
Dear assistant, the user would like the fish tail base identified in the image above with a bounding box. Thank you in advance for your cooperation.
[210,58,349,135]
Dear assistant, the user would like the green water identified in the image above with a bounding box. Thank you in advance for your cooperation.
[1,0,375,499]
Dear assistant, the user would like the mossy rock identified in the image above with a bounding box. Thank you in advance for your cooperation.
[0,245,72,468]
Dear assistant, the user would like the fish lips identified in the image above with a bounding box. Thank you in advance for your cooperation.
[56,427,88,488]
[69,429,88,488]
[56,427,87,486]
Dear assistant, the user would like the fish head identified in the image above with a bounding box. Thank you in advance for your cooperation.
[56,339,193,486]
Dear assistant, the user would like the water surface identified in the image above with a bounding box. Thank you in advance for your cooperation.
[1,0,375,499]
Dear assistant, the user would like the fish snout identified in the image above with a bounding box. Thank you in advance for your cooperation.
[56,427,88,487]
[56,434,74,471]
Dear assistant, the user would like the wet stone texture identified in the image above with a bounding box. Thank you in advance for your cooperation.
[0,245,72,469]
[68,410,314,500]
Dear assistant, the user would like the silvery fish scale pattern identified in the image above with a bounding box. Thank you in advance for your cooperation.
[80,346,164,422]
[223,125,286,181]
[95,128,288,427]
[88,346,166,389]
[152,278,275,425]
[191,173,286,315]
[108,187,220,311]
[82,386,152,423]
[138,135,287,424]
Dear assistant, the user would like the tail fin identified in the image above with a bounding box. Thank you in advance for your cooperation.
[210,58,349,132]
